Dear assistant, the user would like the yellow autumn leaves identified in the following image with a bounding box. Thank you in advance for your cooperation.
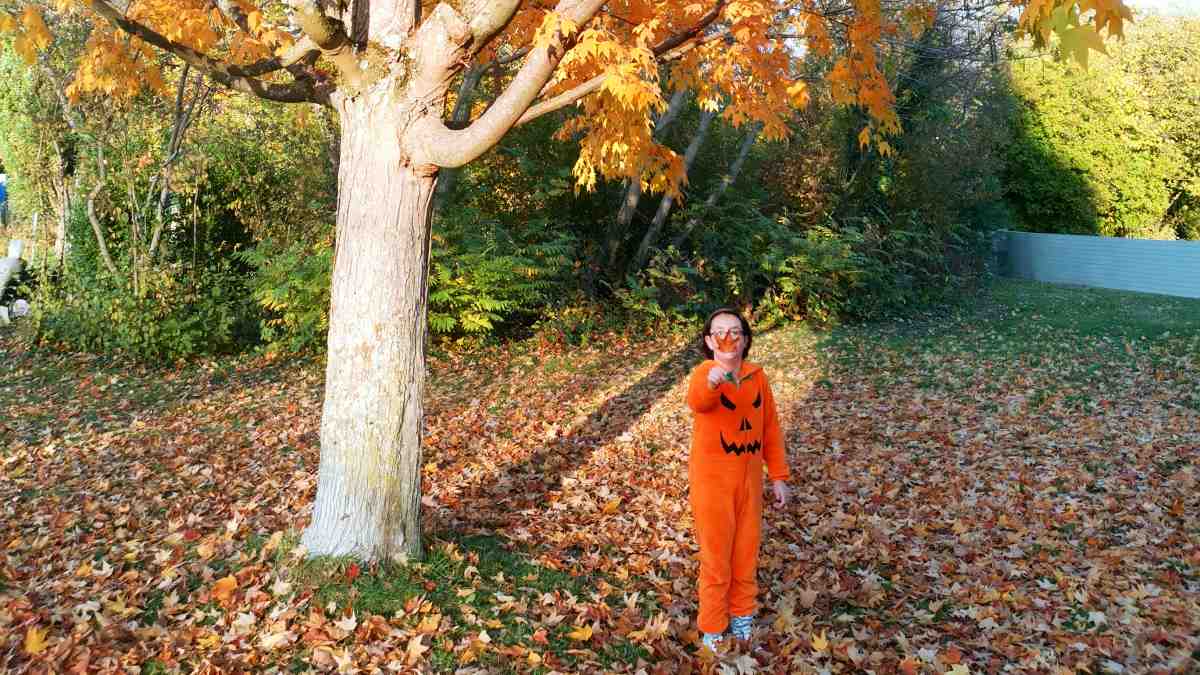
[6,0,297,105]
[1015,0,1132,68]
[550,18,680,195]
[0,6,52,65]
[23,626,48,656]
[69,27,170,102]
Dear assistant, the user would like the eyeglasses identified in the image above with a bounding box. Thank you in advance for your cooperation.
[710,328,744,339]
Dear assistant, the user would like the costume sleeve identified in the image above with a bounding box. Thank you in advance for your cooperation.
[687,362,722,413]
[761,374,789,481]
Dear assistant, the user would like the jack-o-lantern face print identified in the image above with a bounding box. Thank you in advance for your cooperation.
[718,389,762,456]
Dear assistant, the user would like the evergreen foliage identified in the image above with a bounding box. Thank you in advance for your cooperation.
[1003,16,1199,239]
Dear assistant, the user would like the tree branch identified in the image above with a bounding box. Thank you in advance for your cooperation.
[88,0,325,103]
[230,37,323,77]
[614,86,687,236]
[404,0,609,168]
[515,25,729,127]
[207,0,322,78]
[463,0,524,57]
[654,0,727,54]
[672,122,760,248]
[290,0,369,93]
[87,147,122,280]
[214,0,254,34]
[150,68,212,262]
[634,105,718,270]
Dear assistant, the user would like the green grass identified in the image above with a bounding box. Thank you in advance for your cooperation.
[286,532,637,673]
[987,281,1200,340]
[817,279,1200,390]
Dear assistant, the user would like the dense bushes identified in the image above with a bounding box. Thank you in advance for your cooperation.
[27,264,255,360]
[624,207,989,329]
[427,212,575,336]
[235,239,333,356]
[236,210,575,354]
[1003,16,1200,239]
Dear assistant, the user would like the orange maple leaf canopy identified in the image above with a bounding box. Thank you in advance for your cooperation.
[1,0,1134,191]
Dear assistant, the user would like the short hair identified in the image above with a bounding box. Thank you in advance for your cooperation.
[698,307,753,360]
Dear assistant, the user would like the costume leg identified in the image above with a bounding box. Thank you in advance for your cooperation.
[690,477,736,635]
[728,468,762,618]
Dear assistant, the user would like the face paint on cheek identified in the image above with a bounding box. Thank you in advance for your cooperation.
[715,334,740,352]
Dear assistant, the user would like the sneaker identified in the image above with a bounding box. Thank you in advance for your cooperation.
[701,631,725,652]
[730,614,754,640]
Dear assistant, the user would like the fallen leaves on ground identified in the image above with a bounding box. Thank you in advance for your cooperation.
[1,281,1197,673]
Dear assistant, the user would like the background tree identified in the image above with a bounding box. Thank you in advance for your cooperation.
[1004,13,1199,239]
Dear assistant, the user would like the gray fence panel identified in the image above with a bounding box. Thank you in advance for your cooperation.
[998,231,1200,299]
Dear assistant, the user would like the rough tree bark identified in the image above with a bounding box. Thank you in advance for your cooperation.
[300,97,433,558]
[299,0,608,561]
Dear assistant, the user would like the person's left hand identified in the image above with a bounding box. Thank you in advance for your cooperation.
[771,480,790,508]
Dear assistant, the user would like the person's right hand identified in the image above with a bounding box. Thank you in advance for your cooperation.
[706,365,727,389]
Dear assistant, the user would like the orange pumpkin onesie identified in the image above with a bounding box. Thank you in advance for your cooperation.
[686,360,788,635]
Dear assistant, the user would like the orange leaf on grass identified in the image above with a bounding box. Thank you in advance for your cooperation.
[211,574,238,603]
[566,624,594,641]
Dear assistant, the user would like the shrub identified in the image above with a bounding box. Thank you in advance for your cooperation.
[634,205,990,327]
[26,263,255,360]
[428,216,574,336]
[759,224,865,325]
[237,238,333,355]
[238,212,576,353]
[842,215,989,319]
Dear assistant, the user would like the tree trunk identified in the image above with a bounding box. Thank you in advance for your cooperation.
[87,148,121,280]
[54,189,69,264]
[50,140,71,266]
[301,93,434,562]
[607,87,688,269]
[672,123,759,249]
[632,106,716,271]
[431,64,486,214]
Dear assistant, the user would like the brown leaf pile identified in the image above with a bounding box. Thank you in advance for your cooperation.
[2,284,1198,673]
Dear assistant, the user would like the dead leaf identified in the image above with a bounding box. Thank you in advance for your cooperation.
[24,626,48,655]
[211,575,238,604]
[566,624,593,641]
[405,635,428,665]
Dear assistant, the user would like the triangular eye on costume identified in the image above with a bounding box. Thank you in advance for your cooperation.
[753,391,761,408]
[720,393,736,411]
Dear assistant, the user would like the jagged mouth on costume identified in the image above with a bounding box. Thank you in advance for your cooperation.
[719,432,761,456]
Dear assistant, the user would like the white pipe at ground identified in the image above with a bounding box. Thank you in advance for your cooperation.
[0,240,26,324]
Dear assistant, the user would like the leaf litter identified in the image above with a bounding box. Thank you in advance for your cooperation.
[1,281,1197,673]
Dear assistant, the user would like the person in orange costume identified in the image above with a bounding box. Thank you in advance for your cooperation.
[686,307,790,652]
